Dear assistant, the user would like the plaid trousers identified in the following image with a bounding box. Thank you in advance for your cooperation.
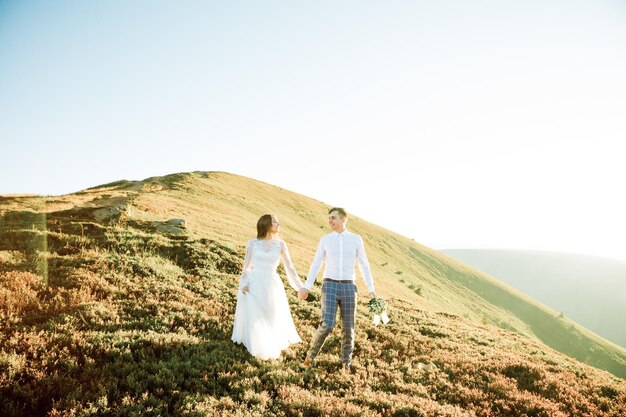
[307,280,357,365]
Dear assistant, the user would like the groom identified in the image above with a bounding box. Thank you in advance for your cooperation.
[298,207,376,370]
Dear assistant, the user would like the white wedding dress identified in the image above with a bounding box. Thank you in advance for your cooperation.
[231,238,303,360]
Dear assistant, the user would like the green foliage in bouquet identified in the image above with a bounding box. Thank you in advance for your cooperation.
[368,297,387,315]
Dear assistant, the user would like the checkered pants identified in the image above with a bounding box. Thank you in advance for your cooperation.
[307,280,357,366]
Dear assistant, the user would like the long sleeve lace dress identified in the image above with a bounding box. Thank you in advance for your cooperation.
[231,238,303,359]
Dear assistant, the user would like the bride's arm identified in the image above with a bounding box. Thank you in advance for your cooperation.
[239,239,254,293]
[280,240,303,291]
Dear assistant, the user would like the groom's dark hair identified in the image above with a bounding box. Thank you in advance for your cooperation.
[328,207,347,218]
[257,214,273,239]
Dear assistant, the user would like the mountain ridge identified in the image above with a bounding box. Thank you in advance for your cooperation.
[441,248,626,350]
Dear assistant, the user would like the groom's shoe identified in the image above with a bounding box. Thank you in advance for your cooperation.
[341,363,353,374]
[303,356,313,367]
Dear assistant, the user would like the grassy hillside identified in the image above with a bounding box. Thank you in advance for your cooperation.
[1,171,625,416]
[441,249,626,349]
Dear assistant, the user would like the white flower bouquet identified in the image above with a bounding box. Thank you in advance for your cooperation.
[367,297,390,326]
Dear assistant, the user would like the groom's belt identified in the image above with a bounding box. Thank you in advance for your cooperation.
[323,278,353,284]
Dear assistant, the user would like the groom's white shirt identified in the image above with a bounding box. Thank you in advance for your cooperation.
[304,229,375,293]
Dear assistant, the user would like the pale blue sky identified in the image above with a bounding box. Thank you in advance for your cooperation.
[2,1,625,261]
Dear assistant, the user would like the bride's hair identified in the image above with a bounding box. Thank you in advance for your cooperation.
[257,214,274,239]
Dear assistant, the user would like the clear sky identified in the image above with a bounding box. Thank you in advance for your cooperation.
[1,1,625,261]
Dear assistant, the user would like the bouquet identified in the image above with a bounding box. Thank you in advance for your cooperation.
[368,297,390,326]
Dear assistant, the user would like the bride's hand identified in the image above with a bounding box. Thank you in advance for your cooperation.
[242,285,249,294]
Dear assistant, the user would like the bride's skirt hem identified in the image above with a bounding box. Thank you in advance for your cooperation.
[231,337,302,360]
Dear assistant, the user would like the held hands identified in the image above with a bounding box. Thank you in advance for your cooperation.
[242,285,249,294]
[298,287,310,300]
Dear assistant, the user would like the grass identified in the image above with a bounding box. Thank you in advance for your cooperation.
[1,171,625,416]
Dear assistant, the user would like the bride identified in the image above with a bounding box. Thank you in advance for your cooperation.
[231,214,303,359]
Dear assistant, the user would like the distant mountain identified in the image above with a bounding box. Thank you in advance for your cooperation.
[1,172,625,416]
[441,249,626,349]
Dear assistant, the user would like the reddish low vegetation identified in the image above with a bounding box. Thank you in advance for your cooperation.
[1,209,625,416]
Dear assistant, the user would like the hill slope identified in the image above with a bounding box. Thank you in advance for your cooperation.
[1,171,625,416]
[441,249,626,349]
